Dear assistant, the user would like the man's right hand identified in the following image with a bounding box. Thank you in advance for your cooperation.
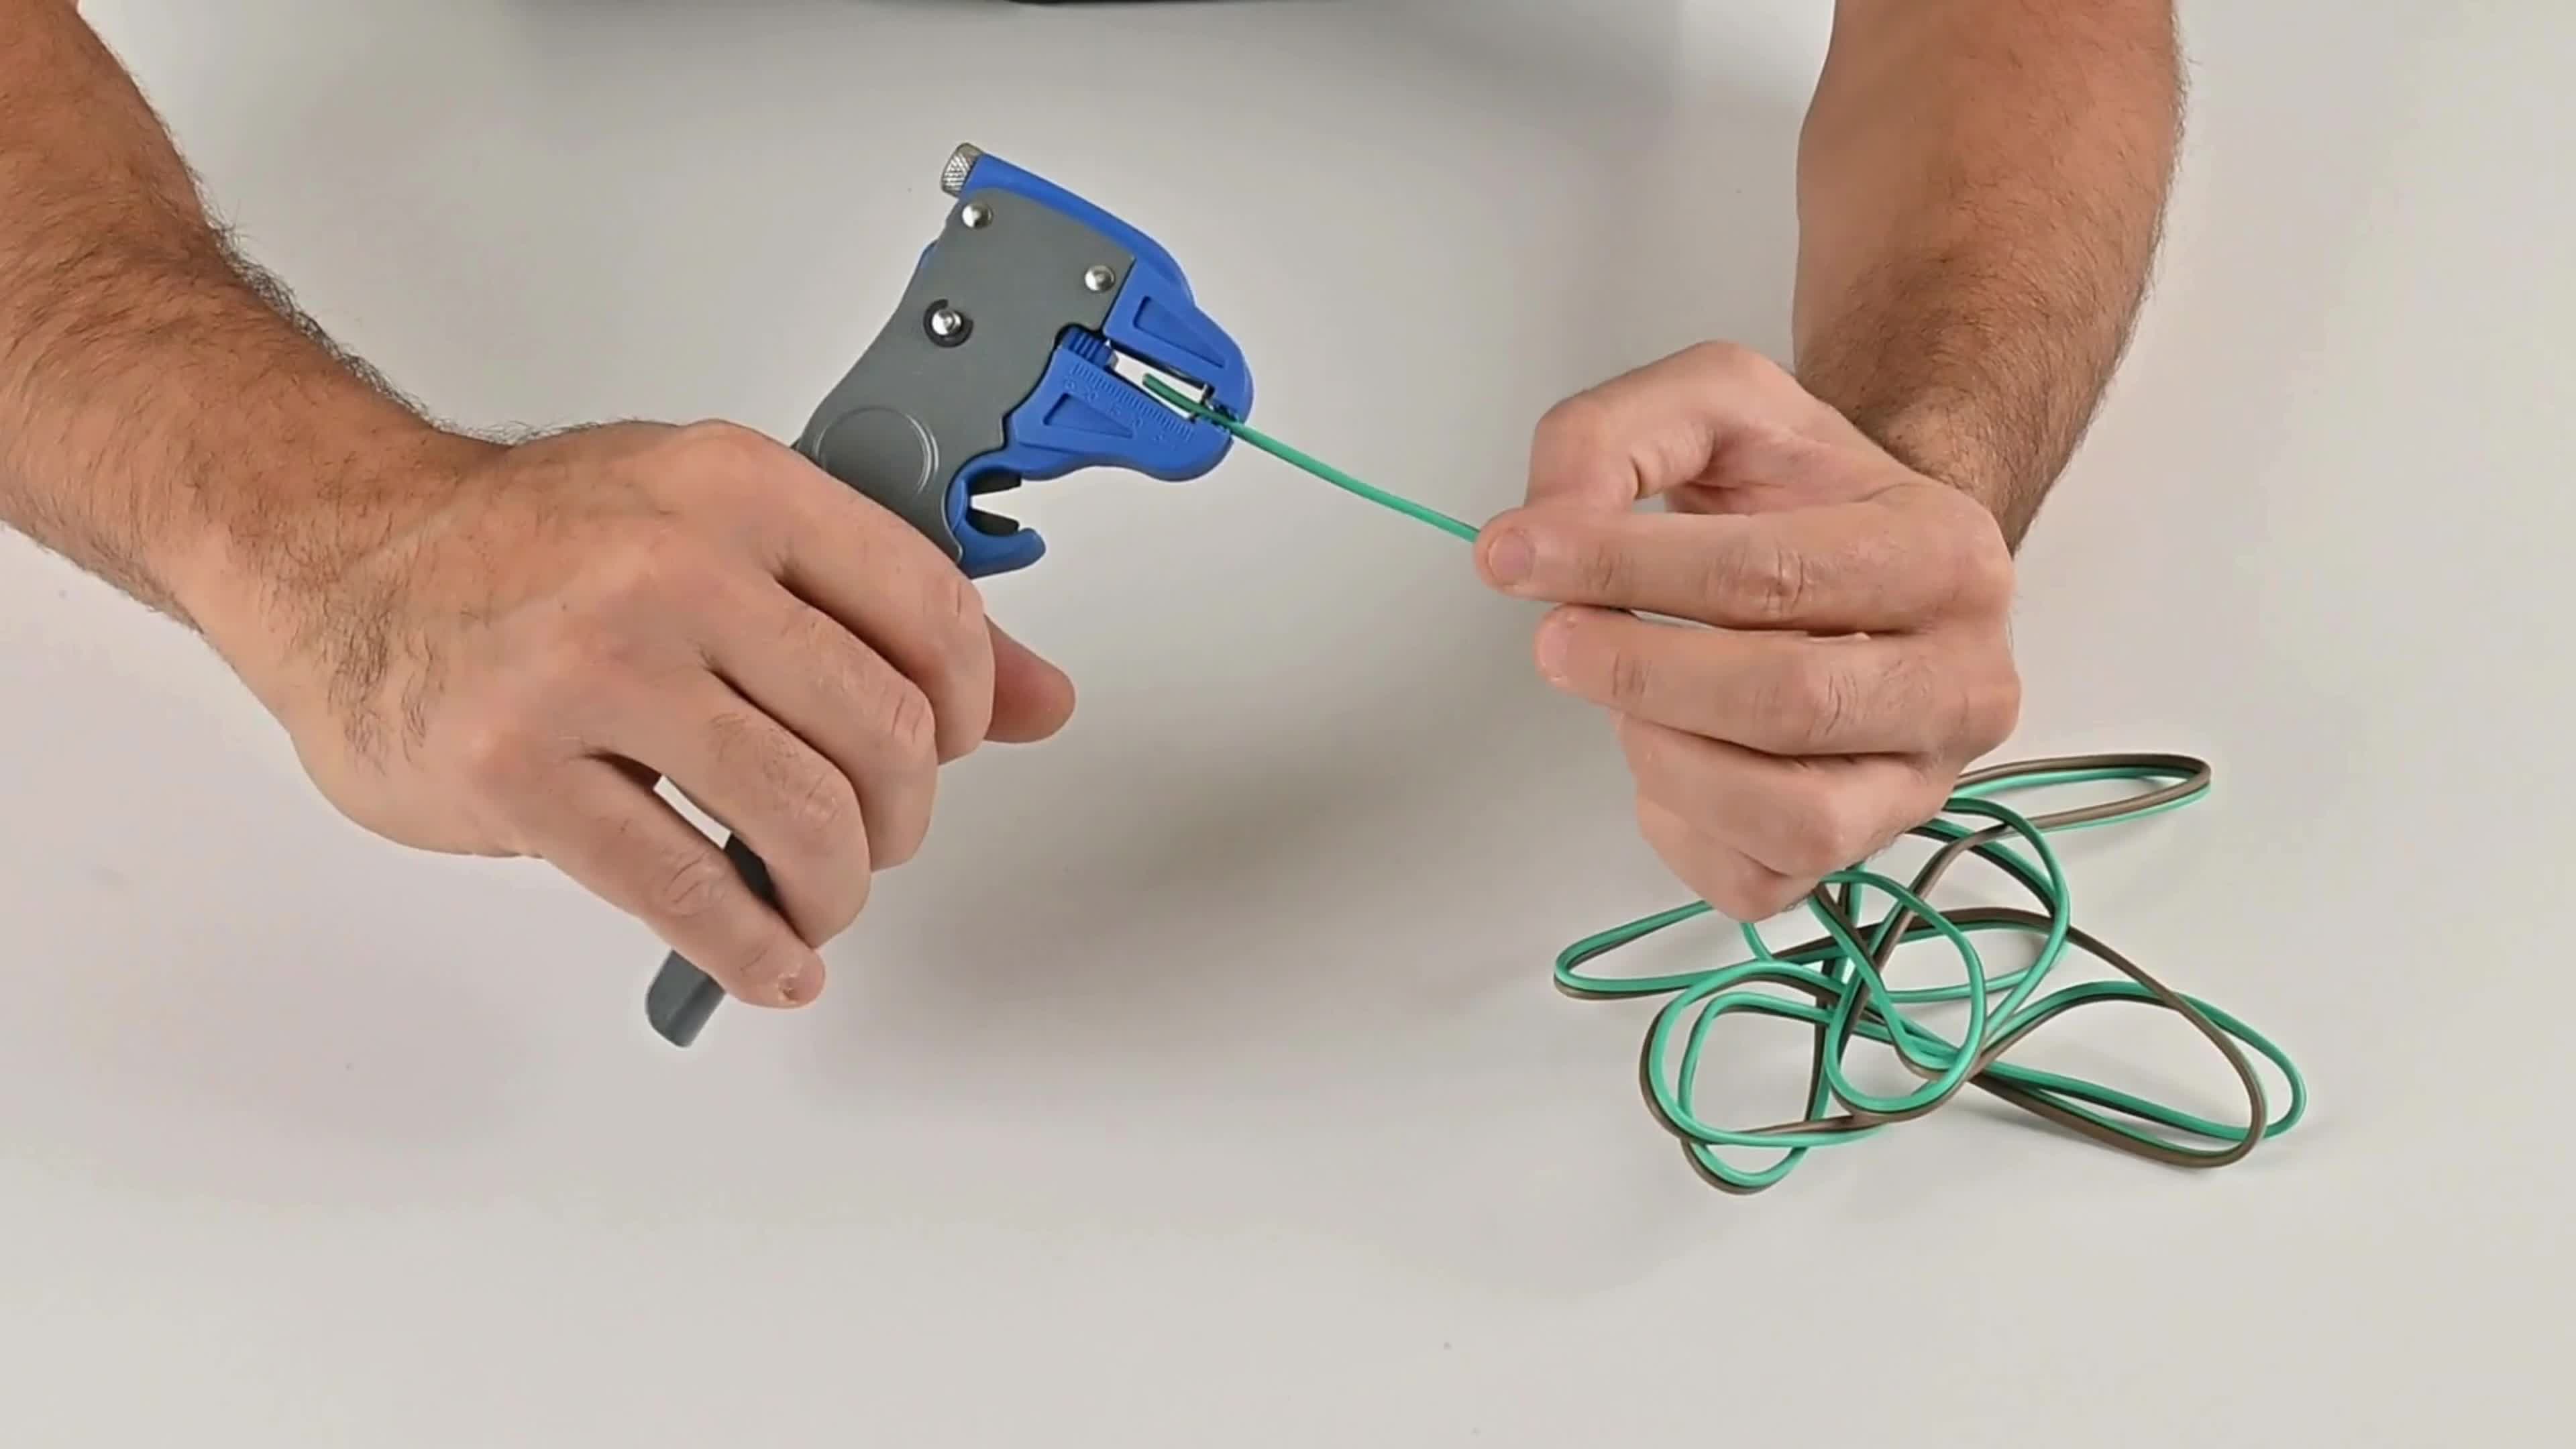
[186,421,1075,1010]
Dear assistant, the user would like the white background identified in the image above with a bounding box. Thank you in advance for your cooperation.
[5,1,2571,1443]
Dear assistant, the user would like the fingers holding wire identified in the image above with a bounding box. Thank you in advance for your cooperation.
[1617,715,1947,883]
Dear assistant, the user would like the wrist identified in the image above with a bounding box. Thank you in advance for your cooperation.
[170,403,495,710]
[1827,394,2043,549]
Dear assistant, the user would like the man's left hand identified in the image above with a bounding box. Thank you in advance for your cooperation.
[1475,342,2023,921]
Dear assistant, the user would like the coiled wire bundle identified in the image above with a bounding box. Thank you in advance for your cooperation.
[1142,376,2308,1192]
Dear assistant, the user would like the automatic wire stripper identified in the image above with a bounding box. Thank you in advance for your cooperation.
[643,142,1253,1046]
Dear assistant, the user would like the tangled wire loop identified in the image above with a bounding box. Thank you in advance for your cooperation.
[1553,753,2309,1193]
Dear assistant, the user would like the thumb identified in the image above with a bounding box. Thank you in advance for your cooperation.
[985,620,1076,744]
[1515,342,1864,514]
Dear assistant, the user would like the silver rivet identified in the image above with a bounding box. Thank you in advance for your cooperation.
[959,202,991,229]
[1083,265,1116,293]
[926,305,970,343]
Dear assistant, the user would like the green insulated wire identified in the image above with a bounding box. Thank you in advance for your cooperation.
[1153,378,2310,1193]
[1144,376,1481,541]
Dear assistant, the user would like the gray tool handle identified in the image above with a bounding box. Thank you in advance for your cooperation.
[644,835,774,1046]
[641,144,1140,1047]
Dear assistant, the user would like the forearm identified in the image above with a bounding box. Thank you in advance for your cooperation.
[0,1,454,633]
[1790,0,2182,545]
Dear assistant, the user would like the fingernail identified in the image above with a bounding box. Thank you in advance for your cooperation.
[1485,527,1534,586]
[774,961,819,1007]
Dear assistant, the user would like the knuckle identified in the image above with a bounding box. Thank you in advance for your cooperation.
[1773,659,1851,751]
[1949,522,2017,614]
[890,571,989,728]
[702,704,763,764]
[1732,537,1810,624]
[1535,391,1613,456]
[669,418,778,475]
[454,713,544,796]
[1686,339,1783,390]
[1817,669,1864,749]
[811,877,872,943]
[1967,542,2016,610]
[708,715,857,861]
[1782,782,1878,876]
[1775,812,1841,881]
[1605,640,1655,710]
[1961,663,2023,755]
[532,610,637,691]
[916,575,991,706]
[1715,862,1804,923]
[1638,795,1799,923]
[871,777,935,869]
[1880,649,1944,745]
[1613,713,1662,776]
[791,610,879,710]
[877,677,939,763]
[1685,338,1749,375]
[1913,645,2021,759]
[654,847,737,924]
[708,711,835,851]
[779,765,861,860]
[1990,667,2025,737]
[783,605,843,677]
[594,527,716,616]
[871,808,930,873]
[1758,542,1813,623]
[1911,769,1962,826]
[1576,535,1626,598]
[932,566,985,637]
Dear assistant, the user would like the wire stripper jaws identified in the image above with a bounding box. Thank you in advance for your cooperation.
[794,142,1254,580]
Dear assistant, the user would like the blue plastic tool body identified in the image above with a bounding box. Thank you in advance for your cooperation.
[943,150,1255,575]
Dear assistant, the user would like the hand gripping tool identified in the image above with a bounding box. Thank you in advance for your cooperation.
[643,142,1253,1046]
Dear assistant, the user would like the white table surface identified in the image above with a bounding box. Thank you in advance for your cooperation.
[6,2,2571,1443]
